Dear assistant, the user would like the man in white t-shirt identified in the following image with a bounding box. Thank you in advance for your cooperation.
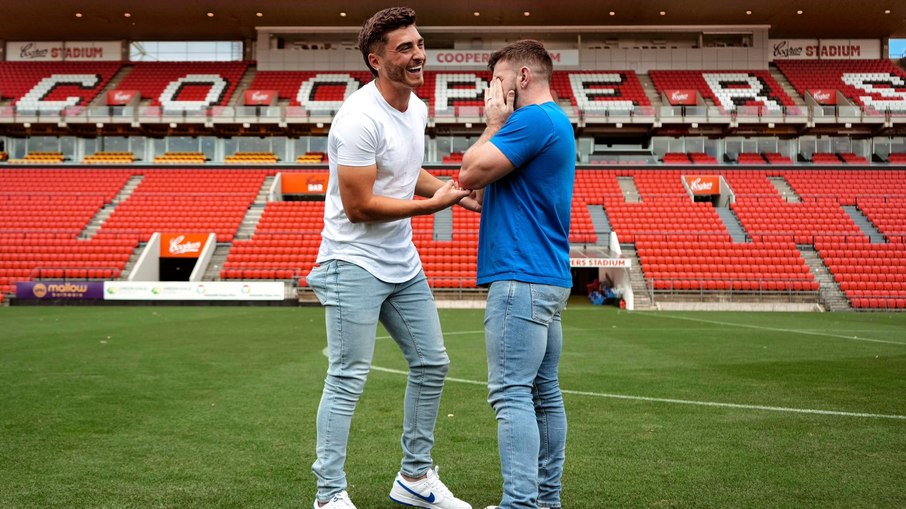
[306,7,478,509]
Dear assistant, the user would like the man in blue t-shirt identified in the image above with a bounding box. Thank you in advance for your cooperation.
[459,40,576,509]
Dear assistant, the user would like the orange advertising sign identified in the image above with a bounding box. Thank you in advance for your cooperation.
[684,176,720,195]
[282,172,329,194]
[160,233,210,258]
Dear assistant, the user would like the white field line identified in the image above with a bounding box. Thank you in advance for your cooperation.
[361,328,906,421]
[651,314,906,346]
[368,365,906,421]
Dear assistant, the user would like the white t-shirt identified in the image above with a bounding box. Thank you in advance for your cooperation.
[317,81,428,283]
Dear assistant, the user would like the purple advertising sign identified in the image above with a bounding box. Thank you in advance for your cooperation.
[16,281,106,300]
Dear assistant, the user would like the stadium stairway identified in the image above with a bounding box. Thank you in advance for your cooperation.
[88,65,134,108]
[768,176,802,203]
[621,245,654,309]
[236,206,265,240]
[227,65,259,108]
[636,74,663,109]
[768,66,807,107]
[434,207,453,241]
[842,206,886,244]
[203,245,232,281]
[79,175,144,240]
[118,245,146,281]
[799,246,852,311]
[617,176,642,202]
[715,207,748,242]
[235,175,276,241]
[587,205,611,244]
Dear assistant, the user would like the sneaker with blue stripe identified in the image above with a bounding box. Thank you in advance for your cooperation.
[389,466,471,509]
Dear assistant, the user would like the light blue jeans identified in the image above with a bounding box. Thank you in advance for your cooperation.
[307,260,450,502]
[485,280,571,509]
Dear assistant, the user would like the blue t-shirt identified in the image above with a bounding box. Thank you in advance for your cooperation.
[476,102,576,288]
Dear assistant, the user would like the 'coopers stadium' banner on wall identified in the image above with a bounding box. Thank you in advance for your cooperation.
[7,41,122,61]
[427,49,579,67]
[769,39,881,60]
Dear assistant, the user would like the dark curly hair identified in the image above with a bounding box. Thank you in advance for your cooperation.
[358,6,417,77]
[487,39,553,80]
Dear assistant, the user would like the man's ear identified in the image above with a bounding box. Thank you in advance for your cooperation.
[520,67,530,87]
[368,52,381,73]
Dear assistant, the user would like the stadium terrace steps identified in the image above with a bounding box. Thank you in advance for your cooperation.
[620,245,654,309]
[843,205,886,244]
[80,175,145,240]
[714,207,748,243]
[617,176,642,203]
[117,244,146,281]
[88,65,134,108]
[587,205,612,243]
[768,176,802,203]
[799,246,852,311]
[227,65,260,108]
[204,244,232,281]
[768,67,807,106]
[434,207,453,242]
[236,205,265,240]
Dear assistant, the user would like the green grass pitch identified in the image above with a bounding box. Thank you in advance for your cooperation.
[1,304,904,508]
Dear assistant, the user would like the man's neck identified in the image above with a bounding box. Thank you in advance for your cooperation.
[374,77,411,112]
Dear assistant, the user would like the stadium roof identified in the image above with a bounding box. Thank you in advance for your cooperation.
[6,1,905,42]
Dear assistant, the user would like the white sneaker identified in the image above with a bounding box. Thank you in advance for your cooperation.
[313,490,357,509]
[389,466,472,509]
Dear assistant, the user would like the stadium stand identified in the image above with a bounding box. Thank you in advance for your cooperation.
[1,167,903,310]
[248,71,373,108]
[763,152,795,165]
[225,152,279,164]
[8,151,65,164]
[82,151,136,164]
[115,62,249,111]
[0,169,136,294]
[737,153,767,164]
[552,71,652,113]
[153,152,206,164]
[775,59,906,112]
[98,169,267,242]
[296,152,327,164]
[649,70,796,112]
[0,61,122,113]
[222,200,324,281]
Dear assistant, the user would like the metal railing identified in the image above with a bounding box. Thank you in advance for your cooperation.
[0,103,900,127]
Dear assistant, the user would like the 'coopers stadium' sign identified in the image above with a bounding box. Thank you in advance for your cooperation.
[7,41,122,61]
[769,39,881,60]
[427,49,578,67]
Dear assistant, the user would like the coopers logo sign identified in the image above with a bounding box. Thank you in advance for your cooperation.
[684,176,721,195]
[665,89,697,105]
[809,89,837,105]
[244,90,277,106]
[107,90,139,105]
[160,233,210,258]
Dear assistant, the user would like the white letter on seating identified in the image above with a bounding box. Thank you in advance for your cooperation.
[17,74,100,113]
